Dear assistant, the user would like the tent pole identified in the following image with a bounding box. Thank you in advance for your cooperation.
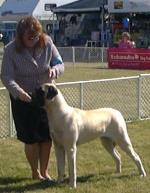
[100,0,105,48]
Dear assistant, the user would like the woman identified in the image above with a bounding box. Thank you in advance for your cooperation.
[1,16,64,181]
[118,32,135,48]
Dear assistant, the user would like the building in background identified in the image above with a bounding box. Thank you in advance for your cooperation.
[0,0,112,47]
[1,0,149,48]
[0,0,77,43]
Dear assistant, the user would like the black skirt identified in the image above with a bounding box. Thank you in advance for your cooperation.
[10,95,51,144]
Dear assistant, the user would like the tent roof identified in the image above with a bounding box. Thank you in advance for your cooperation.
[108,0,150,13]
[53,0,107,13]
[0,0,78,21]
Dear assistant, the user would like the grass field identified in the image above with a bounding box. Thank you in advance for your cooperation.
[0,121,150,193]
[0,64,150,193]
[58,63,150,83]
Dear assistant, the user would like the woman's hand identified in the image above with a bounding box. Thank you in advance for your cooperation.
[49,68,57,79]
[19,91,32,102]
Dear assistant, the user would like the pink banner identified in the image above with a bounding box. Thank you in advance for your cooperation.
[108,48,150,70]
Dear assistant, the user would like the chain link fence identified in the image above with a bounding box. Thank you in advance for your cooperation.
[0,44,150,138]
[57,77,140,122]
[57,47,108,67]
[0,46,107,67]
[0,87,13,138]
[0,48,3,61]
[1,74,150,138]
[139,74,150,119]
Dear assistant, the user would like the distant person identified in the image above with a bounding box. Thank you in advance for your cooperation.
[1,16,64,181]
[59,16,67,35]
[70,14,77,25]
[118,32,135,48]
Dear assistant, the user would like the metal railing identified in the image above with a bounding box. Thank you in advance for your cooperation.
[57,46,108,65]
[0,46,108,66]
[0,74,150,138]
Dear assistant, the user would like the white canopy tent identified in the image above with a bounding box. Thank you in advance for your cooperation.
[108,0,150,13]
[0,0,78,21]
[0,0,78,42]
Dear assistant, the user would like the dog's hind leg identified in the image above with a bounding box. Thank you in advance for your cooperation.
[101,137,121,173]
[118,140,146,177]
[54,142,66,183]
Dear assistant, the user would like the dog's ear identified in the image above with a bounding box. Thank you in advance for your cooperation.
[32,87,45,107]
[46,85,58,100]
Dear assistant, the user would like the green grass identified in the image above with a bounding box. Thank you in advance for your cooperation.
[0,120,150,193]
[57,63,150,83]
[1,63,150,86]
[0,64,150,193]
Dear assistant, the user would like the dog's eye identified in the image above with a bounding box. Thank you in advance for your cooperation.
[46,86,58,100]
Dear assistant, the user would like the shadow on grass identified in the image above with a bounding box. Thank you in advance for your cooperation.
[0,173,138,192]
[0,176,29,185]
[0,176,57,193]
[77,174,95,183]
[62,172,137,186]
[0,175,95,192]
[97,171,138,181]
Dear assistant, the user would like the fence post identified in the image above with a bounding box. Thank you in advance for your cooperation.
[8,96,13,137]
[138,75,142,120]
[101,47,104,63]
[80,82,83,109]
[72,46,75,66]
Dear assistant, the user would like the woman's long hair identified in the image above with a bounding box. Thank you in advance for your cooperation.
[15,16,48,52]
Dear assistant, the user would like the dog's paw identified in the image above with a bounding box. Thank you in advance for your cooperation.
[69,180,77,188]
[57,178,64,184]
[69,183,77,189]
[140,172,147,178]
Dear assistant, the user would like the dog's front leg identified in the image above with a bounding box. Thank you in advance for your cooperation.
[66,145,77,188]
[54,141,65,183]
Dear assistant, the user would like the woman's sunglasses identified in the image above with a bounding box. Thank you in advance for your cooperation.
[27,33,40,42]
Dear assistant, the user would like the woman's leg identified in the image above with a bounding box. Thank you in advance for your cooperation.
[24,143,45,180]
[39,140,52,179]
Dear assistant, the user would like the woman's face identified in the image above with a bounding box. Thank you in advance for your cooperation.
[23,32,40,48]
[123,36,129,42]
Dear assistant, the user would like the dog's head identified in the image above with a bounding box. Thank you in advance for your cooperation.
[32,83,58,107]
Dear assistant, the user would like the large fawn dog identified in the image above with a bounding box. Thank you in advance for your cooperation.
[33,83,146,188]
